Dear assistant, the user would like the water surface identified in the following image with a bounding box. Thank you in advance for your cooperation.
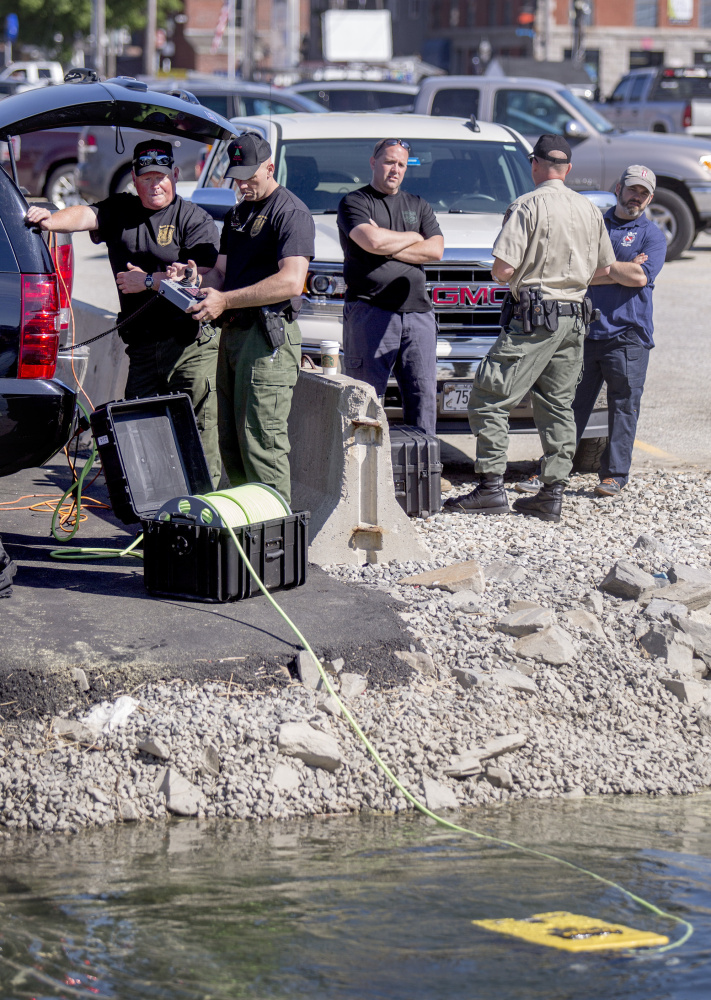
[0,794,709,999]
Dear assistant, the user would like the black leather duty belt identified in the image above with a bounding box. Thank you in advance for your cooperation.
[512,300,582,319]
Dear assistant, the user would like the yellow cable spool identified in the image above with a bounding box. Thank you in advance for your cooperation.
[203,484,290,526]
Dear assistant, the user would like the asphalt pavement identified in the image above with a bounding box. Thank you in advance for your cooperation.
[0,455,416,720]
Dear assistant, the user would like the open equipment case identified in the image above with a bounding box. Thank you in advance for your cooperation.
[91,393,308,603]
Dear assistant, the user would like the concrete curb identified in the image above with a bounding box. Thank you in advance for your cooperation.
[289,372,431,566]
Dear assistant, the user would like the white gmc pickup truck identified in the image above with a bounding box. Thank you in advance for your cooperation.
[191,112,609,462]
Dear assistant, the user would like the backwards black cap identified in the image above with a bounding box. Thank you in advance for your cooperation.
[225,132,273,179]
[531,134,572,164]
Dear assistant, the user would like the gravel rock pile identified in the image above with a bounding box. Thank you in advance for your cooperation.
[2,470,711,836]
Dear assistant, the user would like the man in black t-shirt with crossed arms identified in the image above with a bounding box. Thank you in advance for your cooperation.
[337,137,444,436]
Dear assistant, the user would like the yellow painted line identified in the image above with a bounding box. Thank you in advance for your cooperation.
[633,438,677,460]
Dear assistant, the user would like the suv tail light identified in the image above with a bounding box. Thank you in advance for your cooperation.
[77,132,97,162]
[50,240,74,331]
[683,103,692,129]
[18,274,60,379]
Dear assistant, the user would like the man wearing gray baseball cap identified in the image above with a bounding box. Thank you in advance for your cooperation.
[572,164,667,497]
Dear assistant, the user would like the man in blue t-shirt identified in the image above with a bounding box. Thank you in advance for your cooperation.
[572,164,667,497]
[337,138,444,436]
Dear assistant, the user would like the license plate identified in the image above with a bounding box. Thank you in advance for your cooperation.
[442,382,471,413]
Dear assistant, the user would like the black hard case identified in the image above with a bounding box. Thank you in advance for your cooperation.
[141,512,309,603]
[90,394,213,524]
[390,425,442,518]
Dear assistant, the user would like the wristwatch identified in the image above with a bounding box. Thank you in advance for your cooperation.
[144,274,154,290]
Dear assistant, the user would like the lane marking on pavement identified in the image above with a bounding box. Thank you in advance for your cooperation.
[633,438,677,459]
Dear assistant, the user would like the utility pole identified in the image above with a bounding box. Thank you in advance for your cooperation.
[242,0,254,80]
[285,0,300,70]
[91,0,106,76]
[145,0,157,77]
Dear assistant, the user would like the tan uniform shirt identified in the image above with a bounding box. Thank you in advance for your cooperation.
[493,180,615,303]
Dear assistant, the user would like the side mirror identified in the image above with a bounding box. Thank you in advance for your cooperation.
[564,119,589,140]
[190,187,237,221]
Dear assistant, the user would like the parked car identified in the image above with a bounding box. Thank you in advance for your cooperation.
[286,80,418,112]
[189,112,609,461]
[0,75,238,478]
[413,74,711,259]
[1,127,82,207]
[0,60,64,97]
[76,77,325,203]
[596,67,711,136]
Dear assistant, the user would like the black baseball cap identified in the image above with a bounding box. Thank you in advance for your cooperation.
[225,132,273,179]
[132,139,174,176]
[530,134,572,164]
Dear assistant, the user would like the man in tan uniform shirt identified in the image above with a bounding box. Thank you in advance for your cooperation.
[445,134,615,523]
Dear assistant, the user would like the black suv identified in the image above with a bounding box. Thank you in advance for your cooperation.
[0,74,239,480]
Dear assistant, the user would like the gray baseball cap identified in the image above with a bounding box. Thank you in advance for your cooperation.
[620,164,656,195]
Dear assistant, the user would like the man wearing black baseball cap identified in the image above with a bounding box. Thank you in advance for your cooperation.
[172,132,315,505]
[26,138,223,485]
[445,133,615,523]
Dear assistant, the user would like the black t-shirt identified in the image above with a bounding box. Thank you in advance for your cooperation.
[337,185,442,313]
[90,194,219,345]
[220,185,315,316]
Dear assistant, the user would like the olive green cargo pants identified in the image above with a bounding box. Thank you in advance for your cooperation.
[216,315,301,506]
[124,327,221,487]
[468,315,584,485]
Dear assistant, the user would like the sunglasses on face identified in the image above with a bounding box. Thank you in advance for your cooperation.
[374,138,412,156]
[134,153,173,169]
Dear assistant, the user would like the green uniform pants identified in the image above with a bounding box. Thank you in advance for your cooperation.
[124,328,221,487]
[216,315,301,506]
[468,315,584,484]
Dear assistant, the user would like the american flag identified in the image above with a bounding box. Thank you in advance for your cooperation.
[210,0,230,54]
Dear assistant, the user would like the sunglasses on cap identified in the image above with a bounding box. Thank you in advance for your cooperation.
[134,152,173,169]
[528,152,568,165]
[373,138,412,156]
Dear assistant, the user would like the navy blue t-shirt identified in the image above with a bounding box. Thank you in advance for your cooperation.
[587,208,667,348]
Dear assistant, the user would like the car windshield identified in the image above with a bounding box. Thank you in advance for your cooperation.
[560,88,615,133]
[269,138,534,214]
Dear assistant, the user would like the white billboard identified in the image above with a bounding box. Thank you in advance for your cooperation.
[321,10,393,63]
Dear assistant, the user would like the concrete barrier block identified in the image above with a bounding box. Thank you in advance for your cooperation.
[288,371,431,566]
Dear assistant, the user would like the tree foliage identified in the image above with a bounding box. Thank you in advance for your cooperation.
[0,0,183,63]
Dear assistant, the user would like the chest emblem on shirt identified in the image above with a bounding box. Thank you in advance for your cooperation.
[157,224,175,246]
[402,210,418,228]
[621,231,637,246]
[251,215,267,237]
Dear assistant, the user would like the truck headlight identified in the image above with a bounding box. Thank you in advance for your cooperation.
[306,271,346,298]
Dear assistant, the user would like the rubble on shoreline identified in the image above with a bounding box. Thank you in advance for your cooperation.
[1,470,711,837]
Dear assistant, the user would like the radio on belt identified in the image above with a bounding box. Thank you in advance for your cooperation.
[158,268,206,312]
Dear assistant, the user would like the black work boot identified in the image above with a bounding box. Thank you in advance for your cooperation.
[512,482,565,523]
[443,473,509,515]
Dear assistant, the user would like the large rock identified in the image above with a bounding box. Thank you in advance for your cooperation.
[52,718,98,744]
[444,752,484,778]
[485,766,514,789]
[600,561,655,600]
[295,650,324,691]
[137,737,170,760]
[561,609,606,640]
[399,560,486,595]
[513,625,577,665]
[696,703,711,739]
[445,733,527,778]
[394,650,436,676]
[639,626,694,671]
[668,563,711,586]
[339,672,368,699]
[422,776,459,811]
[451,667,536,693]
[644,598,689,621]
[639,581,711,611]
[672,615,711,668]
[270,762,301,793]
[634,533,670,556]
[581,591,604,615]
[444,590,481,613]
[496,607,554,637]
[662,678,710,706]
[485,561,527,584]
[155,768,206,817]
[478,733,528,759]
[277,722,343,772]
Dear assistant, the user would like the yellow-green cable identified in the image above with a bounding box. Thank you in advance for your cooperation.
[206,503,694,955]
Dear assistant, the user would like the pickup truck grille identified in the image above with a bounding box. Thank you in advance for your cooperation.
[425,263,506,338]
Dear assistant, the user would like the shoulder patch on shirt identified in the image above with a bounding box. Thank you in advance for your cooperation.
[621,231,637,246]
[157,224,175,246]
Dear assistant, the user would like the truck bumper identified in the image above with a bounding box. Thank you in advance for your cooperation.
[0,378,76,478]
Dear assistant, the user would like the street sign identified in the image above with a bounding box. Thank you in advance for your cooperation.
[5,13,18,41]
